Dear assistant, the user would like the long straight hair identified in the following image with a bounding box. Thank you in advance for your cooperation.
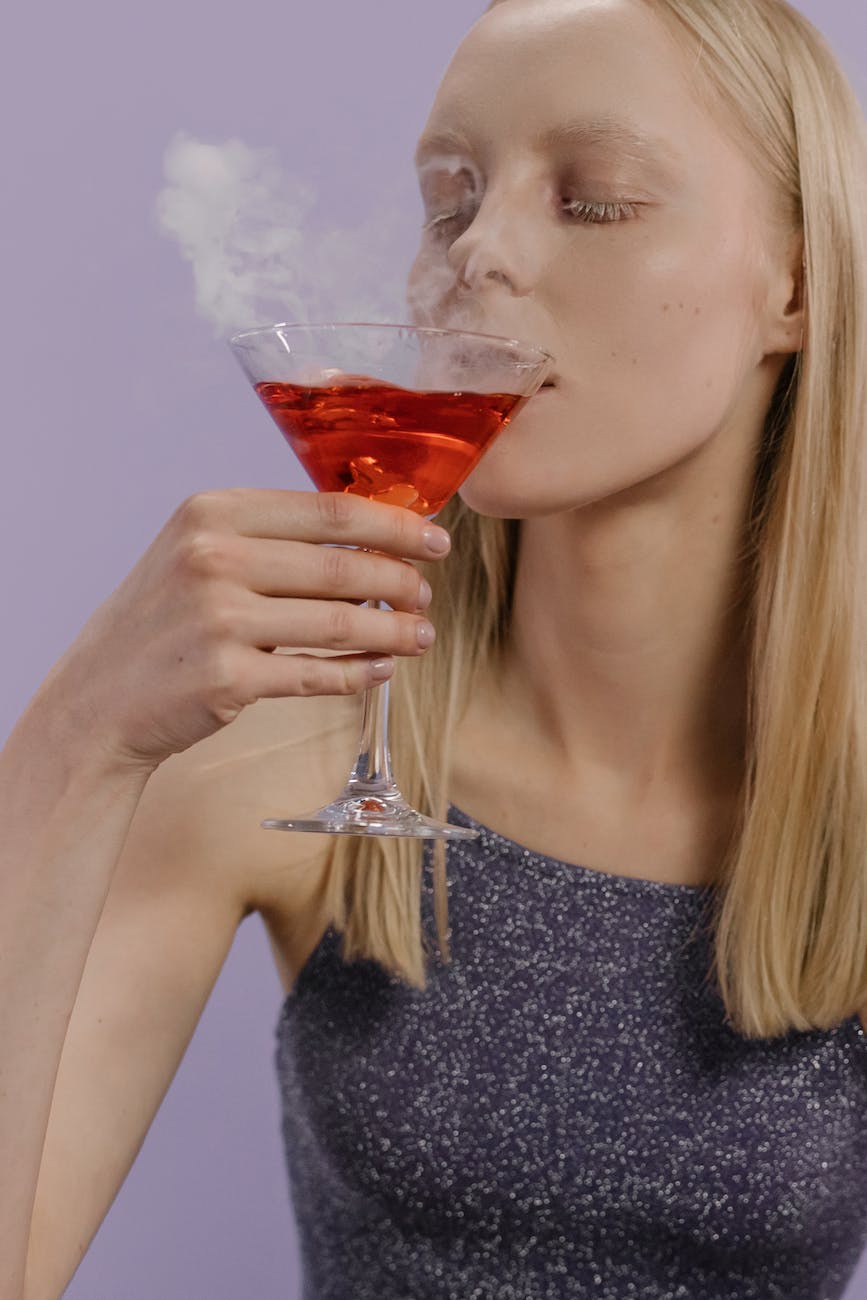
[322,0,867,1039]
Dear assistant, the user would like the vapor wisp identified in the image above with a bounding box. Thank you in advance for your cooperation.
[154,131,419,339]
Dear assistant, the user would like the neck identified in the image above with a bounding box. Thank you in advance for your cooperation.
[496,441,756,809]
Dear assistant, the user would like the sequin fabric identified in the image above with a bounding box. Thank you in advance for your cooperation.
[274,804,867,1299]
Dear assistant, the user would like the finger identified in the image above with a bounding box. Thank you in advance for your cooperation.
[243,595,436,657]
[222,488,452,561]
[250,650,396,698]
[232,536,432,614]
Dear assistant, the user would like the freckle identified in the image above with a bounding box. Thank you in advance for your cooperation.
[662,303,671,312]
[610,351,618,359]
[694,306,702,316]
[712,514,721,525]
[705,379,713,389]
[631,357,638,366]
[678,301,684,309]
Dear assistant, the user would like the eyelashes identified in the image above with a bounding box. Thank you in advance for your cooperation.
[562,198,639,224]
[422,197,638,239]
[421,210,465,236]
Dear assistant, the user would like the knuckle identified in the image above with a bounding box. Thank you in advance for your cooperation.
[296,659,327,697]
[389,509,413,556]
[205,598,245,640]
[180,530,228,578]
[321,544,352,592]
[400,562,422,609]
[339,661,362,695]
[210,700,244,726]
[177,491,225,530]
[203,643,241,700]
[327,603,355,648]
[317,491,356,535]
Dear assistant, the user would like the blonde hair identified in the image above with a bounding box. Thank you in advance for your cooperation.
[323,0,867,1039]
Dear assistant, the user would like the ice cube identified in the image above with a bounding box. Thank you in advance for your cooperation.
[372,483,421,509]
[348,455,421,509]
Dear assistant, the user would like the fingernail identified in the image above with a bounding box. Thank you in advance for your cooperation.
[417,579,433,610]
[370,657,395,681]
[423,525,451,554]
[417,621,436,648]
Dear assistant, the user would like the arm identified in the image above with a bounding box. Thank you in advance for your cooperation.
[2,680,262,1300]
[0,688,156,1300]
[0,487,446,1299]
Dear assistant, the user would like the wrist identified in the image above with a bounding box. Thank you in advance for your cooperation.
[6,680,159,794]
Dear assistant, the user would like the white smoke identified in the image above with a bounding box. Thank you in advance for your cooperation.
[154,131,417,338]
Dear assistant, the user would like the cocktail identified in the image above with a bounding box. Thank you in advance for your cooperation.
[228,322,552,838]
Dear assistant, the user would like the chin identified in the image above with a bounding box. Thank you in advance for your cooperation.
[453,411,580,516]
[456,472,593,520]
[457,442,678,519]
[457,402,721,519]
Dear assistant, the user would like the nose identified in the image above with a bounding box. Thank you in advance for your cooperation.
[447,185,547,298]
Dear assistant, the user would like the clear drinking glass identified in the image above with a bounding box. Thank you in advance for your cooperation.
[228,322,552,838]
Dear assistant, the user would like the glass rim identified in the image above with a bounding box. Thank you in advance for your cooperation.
[226,319,555,367]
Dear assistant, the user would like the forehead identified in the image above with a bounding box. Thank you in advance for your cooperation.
[419,0,711,166]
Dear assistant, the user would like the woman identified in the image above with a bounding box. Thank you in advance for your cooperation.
[2,0,867,1296]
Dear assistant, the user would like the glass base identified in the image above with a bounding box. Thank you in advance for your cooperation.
[261,785,478,839]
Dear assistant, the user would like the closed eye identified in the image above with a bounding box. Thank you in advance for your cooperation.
[563,199,639,224]
[422,198,639,239]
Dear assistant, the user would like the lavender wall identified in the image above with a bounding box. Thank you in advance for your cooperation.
[1,1,864,1296]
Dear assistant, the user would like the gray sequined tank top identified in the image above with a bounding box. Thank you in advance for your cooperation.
[275,804,867,1299]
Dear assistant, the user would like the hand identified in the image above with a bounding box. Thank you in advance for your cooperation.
[38,489,451,774]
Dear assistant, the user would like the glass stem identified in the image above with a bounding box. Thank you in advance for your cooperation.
[348,599,395,792]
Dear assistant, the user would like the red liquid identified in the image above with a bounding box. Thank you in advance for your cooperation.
[255,377,525,515]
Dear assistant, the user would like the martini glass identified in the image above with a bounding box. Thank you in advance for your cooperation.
[228,322,552,838]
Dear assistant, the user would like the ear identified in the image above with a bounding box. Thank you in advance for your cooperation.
[762,230,805,357]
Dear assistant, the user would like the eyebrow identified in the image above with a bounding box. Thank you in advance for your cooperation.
[414,117,683,174]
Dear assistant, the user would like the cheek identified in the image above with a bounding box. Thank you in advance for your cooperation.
[456,232,767,518]
[556,223,765,426]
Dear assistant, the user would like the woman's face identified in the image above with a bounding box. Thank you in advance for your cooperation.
[407,0,797,518]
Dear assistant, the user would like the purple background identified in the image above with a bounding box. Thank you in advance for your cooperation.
[1,1,864,1295]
